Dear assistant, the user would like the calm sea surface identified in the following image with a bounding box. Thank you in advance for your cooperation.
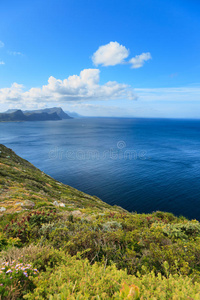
[1,118,200,220]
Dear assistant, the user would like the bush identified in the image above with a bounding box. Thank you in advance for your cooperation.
[24,254,200,299]
[3,210,56,243]
[30,247,67,272]
[162,221,200,239]
[0,233,21,251]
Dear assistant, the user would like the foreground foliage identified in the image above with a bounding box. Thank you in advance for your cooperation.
[24,252,200,300]
[0,259,39,299]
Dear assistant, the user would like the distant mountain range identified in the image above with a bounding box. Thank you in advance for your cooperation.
[65,111,83,118]
[0,107,75,122]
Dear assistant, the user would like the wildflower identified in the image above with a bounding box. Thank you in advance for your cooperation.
[0,284,3,286]
[23,272,28,277]
[6,269,12,274]
[26,264,32,267]
[10,277,12,279]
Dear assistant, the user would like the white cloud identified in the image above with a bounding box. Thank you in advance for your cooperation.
[0,68,137,106]
[92,41,152,69]
[0,83,24,101]
[129,52,152,69]
[8,51,23,56]
[0,61,5,65]
[135,87,200,101]
[0,41,4,48]
[92,41,129,66]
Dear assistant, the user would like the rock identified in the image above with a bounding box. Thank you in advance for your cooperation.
[0,207,6,212]
[53,201,65,207]
[71,210,82,217]
[24,200,35,208]
[16,202,24,206]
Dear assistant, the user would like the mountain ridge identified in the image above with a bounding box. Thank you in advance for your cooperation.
[0,107,73,122]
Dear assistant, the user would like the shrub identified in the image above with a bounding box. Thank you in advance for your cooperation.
[102,221,122,232]
[162,221,200,239]
[0,233,21,251]
[3,210,56,243]
[24,254,200,299]
[49,227,69,248]
[30,247,67,272]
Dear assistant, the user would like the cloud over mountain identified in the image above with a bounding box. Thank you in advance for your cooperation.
[0,68,137,106]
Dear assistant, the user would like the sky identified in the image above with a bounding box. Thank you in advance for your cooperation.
[0,0,200,118]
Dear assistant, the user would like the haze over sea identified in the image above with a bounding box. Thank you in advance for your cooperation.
[1,117,200,220]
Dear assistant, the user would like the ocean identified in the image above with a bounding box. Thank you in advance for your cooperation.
[1,117,200,220]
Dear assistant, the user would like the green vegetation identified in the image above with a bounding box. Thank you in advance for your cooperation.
[0,144,200,299]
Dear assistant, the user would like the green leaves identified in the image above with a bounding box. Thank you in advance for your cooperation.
[24,252,200,299]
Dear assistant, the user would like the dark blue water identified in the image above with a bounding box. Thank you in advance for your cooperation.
[1,118,200,220]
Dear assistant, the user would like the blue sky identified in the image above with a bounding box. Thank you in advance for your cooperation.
[0,0,200,117]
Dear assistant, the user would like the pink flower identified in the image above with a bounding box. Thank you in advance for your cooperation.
[23,272,28,277]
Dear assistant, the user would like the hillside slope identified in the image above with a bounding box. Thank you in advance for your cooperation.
[0,144,124,215]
